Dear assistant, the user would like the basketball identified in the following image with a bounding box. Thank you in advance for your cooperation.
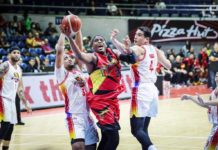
[61,14,82,36]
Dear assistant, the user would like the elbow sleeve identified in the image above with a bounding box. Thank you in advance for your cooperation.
[119,53,136,64]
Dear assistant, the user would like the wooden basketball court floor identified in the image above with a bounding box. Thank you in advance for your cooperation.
[10,85,212,150]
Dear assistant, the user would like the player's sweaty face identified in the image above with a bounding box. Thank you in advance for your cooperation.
[64,54,75,68]
[92,36,106,53]
[10,50,21,62]
[134,29,149,46]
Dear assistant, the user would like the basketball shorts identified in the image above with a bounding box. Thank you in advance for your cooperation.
[0,98,17,124]
[65,113,99,145]
[130,83,158,118]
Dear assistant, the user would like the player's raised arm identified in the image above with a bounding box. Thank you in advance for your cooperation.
[55,33,65,69]
[110,29,129,54]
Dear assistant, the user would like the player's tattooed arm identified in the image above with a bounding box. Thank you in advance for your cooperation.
[0,62,9,77]
[17,78,32,113]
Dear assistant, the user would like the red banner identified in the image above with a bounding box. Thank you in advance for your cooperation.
[128,19,218,43]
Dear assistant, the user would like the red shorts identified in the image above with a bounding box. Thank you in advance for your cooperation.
[88,96,120,130]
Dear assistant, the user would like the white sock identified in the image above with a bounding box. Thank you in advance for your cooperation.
[148,145,158,150]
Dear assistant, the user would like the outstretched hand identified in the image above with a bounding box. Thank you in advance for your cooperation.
[110,29,119,40]
[25,105,32,114]
[59,23,71,38]
[181,94,192,101]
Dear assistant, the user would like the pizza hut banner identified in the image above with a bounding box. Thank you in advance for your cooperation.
[128,19,218,43]
[21,70,132,109]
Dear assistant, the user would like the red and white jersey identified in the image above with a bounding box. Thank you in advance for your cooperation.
[55,66,89,114]
[208,90,218,125]
[0,61,22,102]
[130,44,158,86]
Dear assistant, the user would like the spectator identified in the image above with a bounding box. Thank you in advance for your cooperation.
[41,38,54,54]
[40,57,53,72]
[35,22,43,36]
[34,32,43,47]
[25,32,35,48]
[182,41,191,57]
[106,0,122,16]
[11,16,19,33]
[23,12,31,32]
[44,22,57,37]
[208,42,218,89]
[0,36,10,48]
[198,47,209,83]
[87,0,97,15]
[155,0,166,10]
[206,43,212,56]
[24,57,40,73]
[83,36,92,53]
[166,48,176,59]
[171,55,187,86]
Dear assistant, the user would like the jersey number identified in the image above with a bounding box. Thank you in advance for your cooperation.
[82,88,86,96]
[149,60,154,72]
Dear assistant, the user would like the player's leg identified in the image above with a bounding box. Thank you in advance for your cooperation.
[85,143,97,150]
[204,126,218,150]
[0,122,14,150]
[0,122,11,144]
[72,140,85,150]
[89,99,120,150]
[97,129,119,150]
[130,116,153,150]
[96,130,108,150]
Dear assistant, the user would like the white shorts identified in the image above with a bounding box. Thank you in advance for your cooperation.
[204,125,218,150]
[130,83,158,118]
[1,98,17,124]
[66,113,99,145]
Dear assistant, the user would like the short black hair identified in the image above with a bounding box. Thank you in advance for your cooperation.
[9,46,20,53]
[138,26,151,38]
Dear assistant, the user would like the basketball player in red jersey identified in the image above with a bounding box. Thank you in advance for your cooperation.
[0,47,32,150]
[60,22,138,150]
[111,27,171,150]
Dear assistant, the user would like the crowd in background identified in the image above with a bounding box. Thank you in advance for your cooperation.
[0,13,218,89]
[0,0,217,17]
[157,42,218,90]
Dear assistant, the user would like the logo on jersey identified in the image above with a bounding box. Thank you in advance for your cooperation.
[11,72,20,83]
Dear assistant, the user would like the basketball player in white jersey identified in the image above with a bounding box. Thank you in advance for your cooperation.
[181,72,218,150]
[110,26,171,150]
[0,46,32,150]
[55,31,98,150]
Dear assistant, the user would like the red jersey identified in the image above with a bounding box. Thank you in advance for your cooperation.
[87,48,123,127]
[87,48,123,100]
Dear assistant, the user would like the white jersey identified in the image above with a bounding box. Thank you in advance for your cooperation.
[0,61,22,102]
[55,66,89,114]
[0,61,22,124]
[208,90,218,125]
[130,44,158,86]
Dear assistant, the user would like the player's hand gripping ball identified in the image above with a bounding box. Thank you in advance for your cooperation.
[60,14,82,37]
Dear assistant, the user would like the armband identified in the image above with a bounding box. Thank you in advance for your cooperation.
[119,53,136,64]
